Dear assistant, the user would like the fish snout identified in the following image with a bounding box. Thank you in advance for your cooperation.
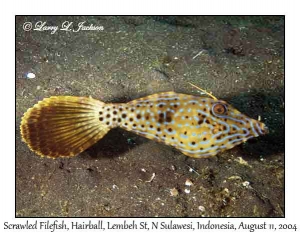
[254,121,269,136]
[261,124,269,135]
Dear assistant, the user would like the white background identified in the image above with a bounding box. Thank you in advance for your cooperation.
[0,0,298,232]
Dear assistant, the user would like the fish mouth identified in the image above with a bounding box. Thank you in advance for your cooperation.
[255,122,269,135]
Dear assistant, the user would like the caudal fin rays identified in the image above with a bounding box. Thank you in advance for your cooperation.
[20,96,110,158]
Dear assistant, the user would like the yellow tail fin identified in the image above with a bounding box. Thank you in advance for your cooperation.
[20,96,110,158]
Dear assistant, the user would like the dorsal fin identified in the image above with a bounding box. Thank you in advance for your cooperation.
[188,82,218,100]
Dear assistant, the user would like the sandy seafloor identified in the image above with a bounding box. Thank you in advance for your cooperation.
[16,16,284,217]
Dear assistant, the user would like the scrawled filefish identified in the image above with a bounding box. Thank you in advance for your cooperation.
[20,91,268,158]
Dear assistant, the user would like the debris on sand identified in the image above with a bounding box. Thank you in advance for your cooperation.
[185,178,193,186]
[170,188,179,197]
[25,72,36,79]
[146,173,156,183]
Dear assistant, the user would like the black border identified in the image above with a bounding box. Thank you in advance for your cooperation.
[15,15,285,219]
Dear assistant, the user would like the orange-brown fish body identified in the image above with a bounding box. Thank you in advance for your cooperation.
[20,92,268,158]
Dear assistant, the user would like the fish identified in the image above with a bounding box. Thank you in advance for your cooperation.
[20,89,268,159]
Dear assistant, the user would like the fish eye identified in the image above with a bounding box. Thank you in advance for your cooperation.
[212,103,227,116]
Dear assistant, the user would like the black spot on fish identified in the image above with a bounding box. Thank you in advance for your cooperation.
[158,113,164,123]
[166,116,172,122]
